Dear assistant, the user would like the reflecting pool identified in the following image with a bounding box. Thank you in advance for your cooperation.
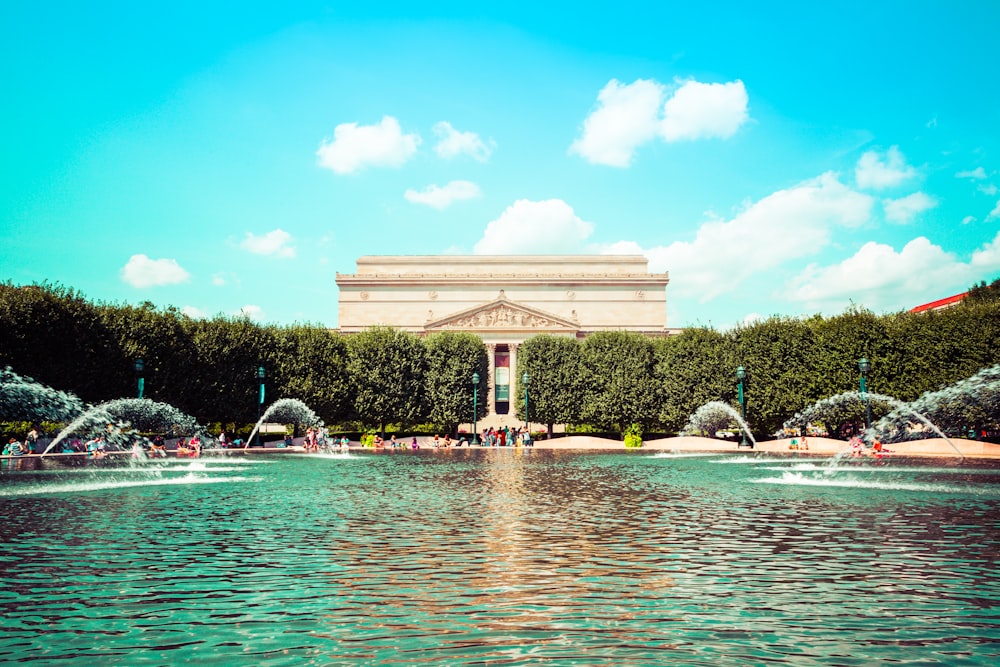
[2,450,999,665]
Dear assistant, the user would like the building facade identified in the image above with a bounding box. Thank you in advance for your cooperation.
[336,255,671,426]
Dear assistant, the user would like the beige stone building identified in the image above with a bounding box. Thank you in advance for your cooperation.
[336,255,671,427]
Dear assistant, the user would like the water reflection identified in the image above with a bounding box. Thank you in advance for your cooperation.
[0,450,997,665]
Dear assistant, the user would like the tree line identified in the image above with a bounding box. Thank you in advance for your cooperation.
[2,282,999,439]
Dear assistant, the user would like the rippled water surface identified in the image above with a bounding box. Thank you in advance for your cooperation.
[2,450,999,666]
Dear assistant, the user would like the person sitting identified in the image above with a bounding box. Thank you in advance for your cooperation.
[411,437,419,450]
[443,434,452,448]
[177,439,195,457]
[149,437,167,458]
[373,434,384,449]
[340,436,350,451]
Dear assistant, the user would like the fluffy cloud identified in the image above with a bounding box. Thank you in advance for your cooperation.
[980,184,998,196]
[990,201,1000,220]
[569,79,665,167]
[972,230,1000,269]
[120,254,190,288]
[956,167,987,180]
[474,199,594,254]
[240,229,295,258]
[235,305,265,321]
[569,78,749,167]
[404,180,481,209]
[660,79,749,142]
[883,191,936,224]
[433,122,494,161]
[602,173,873,300]
[855,146,917,190]
[182,305,208,319]
[789,231,1000,311]
[316,116,420,174]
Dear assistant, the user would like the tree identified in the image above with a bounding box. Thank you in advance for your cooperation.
[734,317,818,437]
[0,283,119,403]
[424,332,487,434]
[347,326,426,433]
[273,325,352,425]
[654,327,736,433]
[98,301,198,409]
[182,315,278,424]
[516,334,584,436]
[579,331,659,434]
[966,276,1000,304]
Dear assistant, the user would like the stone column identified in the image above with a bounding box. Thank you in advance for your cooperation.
[486,343,496,418]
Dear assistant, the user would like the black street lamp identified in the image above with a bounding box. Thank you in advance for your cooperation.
[522,372,531,432]
[472,371,480,445]
[736,365,750,448]
[256,364,266,448]
[134,358,145,399]
[858,357,872,430]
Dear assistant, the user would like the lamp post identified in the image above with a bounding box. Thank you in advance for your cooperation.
[134,358,145,399]
[522,372,530,432]
[736,365,750,448]
[858,357,872,431]
[472,371,480,445]
[256,364,266,448]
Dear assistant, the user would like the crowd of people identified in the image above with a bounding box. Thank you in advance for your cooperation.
[1,426,39,456]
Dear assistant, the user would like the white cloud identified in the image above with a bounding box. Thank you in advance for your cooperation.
[240,229,295,258]
[957,167,987,180]
[855,146,917,190]
[235,305,265,321]
[182,305,208,319]
[120,254,190,288]
[883,192,936,224]
[602,173,873,300]
[963,216,976,225]
[316,116,420,174]
[971,230,1000,269]
[990,201,1000,220]
[979,184,998,196]
[432,122,494,161]
[405,180,481,209]
[569,79,665,167]
[474,199,594,254]
[569,77,749,167]
[660,79,749,142]
[789,231,1000,311]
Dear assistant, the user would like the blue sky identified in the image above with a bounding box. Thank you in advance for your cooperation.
[3,1,999,329]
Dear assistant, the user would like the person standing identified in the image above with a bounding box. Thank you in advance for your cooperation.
[24,426,39,454]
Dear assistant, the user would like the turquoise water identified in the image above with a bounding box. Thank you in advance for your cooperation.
[2,450,999,666]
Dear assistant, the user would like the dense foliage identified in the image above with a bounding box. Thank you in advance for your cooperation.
[2,282,1000,439]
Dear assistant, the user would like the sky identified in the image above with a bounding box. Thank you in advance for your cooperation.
[2,1,1000,329]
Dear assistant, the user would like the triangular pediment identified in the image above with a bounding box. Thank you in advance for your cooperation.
[425,298,579,332]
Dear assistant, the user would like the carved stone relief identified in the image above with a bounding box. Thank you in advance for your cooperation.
[448,304,564,329]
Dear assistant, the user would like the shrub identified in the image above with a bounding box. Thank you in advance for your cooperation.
[624,422,643,448]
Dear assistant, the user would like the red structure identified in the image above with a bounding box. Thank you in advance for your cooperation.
[910,292,967,313]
